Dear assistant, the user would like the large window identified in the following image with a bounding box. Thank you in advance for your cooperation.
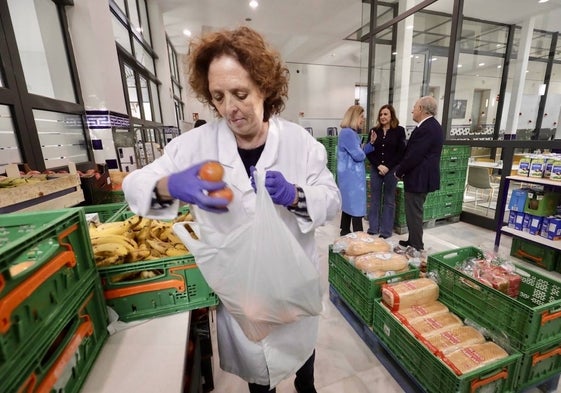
[0,0,89,170]
[110,0,162,125]
[167,38,184,129]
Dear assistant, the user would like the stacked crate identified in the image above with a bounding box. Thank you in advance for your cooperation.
[316,136,338,177]
[0,208,108,392]
[428,246,561,391]
[95,207,219,322]
[395,145,469,231]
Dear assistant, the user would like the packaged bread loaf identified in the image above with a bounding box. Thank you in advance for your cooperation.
[382,278,439,311]
[355,252,408,273]
[444,342,509,375]
[332,232,391,256]
[395,301,449,323]
[408,312,463,337]
[366,266,410,279]
[424,326,486,355]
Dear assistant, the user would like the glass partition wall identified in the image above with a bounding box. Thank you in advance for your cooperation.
[363,0,561,230]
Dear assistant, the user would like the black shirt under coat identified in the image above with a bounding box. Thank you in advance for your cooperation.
[366,125,406,171]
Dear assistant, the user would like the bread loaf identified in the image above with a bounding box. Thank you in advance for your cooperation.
[444,342,509,374]
[382,278,439,311]
[355,252,408,273]
[332,232,391,256]
[395,301,449,323]
[366,266,410,279]
[425,326,486,355]
[408,312,463,336]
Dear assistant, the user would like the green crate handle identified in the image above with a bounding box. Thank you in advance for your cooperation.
[103,264,195,300]
[470,368,508,393]
[0,249,76,334]
[36,316,94,392]
[532,345,561,366]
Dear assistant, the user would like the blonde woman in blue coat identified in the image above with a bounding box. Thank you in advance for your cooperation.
[337,105,376,235]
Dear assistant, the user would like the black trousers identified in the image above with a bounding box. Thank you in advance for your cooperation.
[340,211,363,235]
[404,191,427,250]
[247,350,316,393]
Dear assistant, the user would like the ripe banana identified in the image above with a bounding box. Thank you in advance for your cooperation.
[146,238,171,254]
[89,221,129,237]
[92,242,129,257]
[165,247,188,257]
[91,234,138,253]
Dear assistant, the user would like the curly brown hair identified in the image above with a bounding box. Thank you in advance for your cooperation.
[187,26,289,122]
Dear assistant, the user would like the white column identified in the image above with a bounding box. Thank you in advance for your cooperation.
[394,0,415,127]
[505,17,535,139]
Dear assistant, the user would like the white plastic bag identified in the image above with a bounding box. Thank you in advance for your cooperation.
[172,170,323,342]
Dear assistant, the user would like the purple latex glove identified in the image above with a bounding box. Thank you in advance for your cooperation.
[168,161,229,213]
[250,166,296,207]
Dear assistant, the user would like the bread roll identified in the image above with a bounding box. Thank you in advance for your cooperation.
[425,326,486,355]
[382,278,439,311]
[396,301,449,323]
[333,232,391,256]
[408,312,463,336]
[444,342,509,374]
[366,266,410,279]
[355,252,408,273]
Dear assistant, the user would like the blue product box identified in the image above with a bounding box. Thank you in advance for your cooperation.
[547,217,561,240]
[514,212,526,231]
[508,189,529,212]
[528,215,543,235]
[522,213,531,232]
[541,216,551,238]
[508,211,517,228]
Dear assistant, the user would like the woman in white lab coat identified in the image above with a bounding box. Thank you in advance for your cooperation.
[122,26,340,393]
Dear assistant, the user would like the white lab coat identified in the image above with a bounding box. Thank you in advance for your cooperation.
[122,116,341,387]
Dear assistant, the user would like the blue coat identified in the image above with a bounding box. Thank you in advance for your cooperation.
[395,116,444,193]
[337,127,373,216]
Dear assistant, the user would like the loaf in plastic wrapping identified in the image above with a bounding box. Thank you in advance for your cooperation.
[395,301,449,323]
[332,231,391,256]
[355,252,408,273]
[408,312,463,337]
[382,278,439,311]
[444,342,509,374]
[424,325,486,355]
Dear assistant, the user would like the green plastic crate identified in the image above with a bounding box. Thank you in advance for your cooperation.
[0,208,97,371]
[82,202,127,223]
[441,145,471,159]
[428,246,561,351]
[99,257,219,322]
[328,247,420,300]
[510,237,559,271]
[372,299,521,393]
[515,336,561,391]
[5,276,108,393]
[328,265,374,325]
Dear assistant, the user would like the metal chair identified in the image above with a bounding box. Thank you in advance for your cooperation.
[467,166,500,216]
[327,127,338,136]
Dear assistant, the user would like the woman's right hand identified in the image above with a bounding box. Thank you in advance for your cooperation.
[370,130,377,144]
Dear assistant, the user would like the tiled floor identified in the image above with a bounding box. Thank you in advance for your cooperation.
[209,212,561,393]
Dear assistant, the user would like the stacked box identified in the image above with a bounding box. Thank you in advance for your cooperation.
[0,208,106,390]
[327,247,419,325]
[316,136,338,176]
[428,246,561,390]
[97,209,219,322]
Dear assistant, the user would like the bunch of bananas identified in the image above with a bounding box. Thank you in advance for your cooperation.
[89,211,195,267]
[0,175,48,188]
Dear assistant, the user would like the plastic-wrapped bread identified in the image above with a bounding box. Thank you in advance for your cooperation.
[332,232,391,256]
[366,266,410,279]
[424,326,486,355]
[444,342,509,375]
[408,312,463,337]
[355,252,408,273]
[382,278,439,311]
[395,301,449,323]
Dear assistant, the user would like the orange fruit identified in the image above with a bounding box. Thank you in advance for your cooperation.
[199,161,224,182]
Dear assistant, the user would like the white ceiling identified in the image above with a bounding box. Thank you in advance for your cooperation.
[153,0,561,69]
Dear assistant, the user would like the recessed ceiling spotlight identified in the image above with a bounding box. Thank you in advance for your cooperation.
[183,29,192,37]
[249,0,259,8]
[478,62,485,66]
[539,0,549,3]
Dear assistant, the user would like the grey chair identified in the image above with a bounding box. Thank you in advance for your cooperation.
[467,166,500,216]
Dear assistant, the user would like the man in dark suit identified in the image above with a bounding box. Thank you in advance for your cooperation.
[394,96,444,251]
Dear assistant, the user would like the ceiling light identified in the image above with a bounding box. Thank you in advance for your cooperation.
[249,0,258,8]
[478,62,485,66]
[497,65,502,69]
[431,57,438,61]
[457,64,463,68]
[539,0,549,3]
[392,51,397,55]
[183,29,192,37]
